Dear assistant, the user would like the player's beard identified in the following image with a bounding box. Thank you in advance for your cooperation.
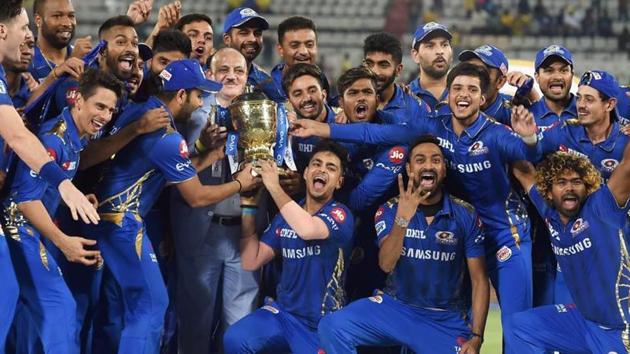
[376,73,396,93]
[422,59,449,79]
[41,20,74,50]
[296,99,324,120]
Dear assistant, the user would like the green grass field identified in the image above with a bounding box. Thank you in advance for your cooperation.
[483,307,503,353]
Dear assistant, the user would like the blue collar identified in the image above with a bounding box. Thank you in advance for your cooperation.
[483,93,510,117]
[383,84,405,110]
[575,120,623,152]
[532,94,577,120]
[441,112,489,139]
[410,78,448,102]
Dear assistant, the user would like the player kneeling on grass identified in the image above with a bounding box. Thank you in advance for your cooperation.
[510,143,630,353]
[318,135,489,354]
[224,140,355,353]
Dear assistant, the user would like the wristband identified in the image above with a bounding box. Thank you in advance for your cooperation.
[52,67,59,80]
[394,216,409,228]
[522,133,537,145]
[39,161,68,188]
[195,139,208,153]
[241,206,258,215]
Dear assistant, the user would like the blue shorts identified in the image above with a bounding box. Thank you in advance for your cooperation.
[512,304,629,353]
[223,299,319,354]
[318,293,471,354]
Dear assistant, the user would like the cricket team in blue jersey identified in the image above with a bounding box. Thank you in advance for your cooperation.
[1,1,630,353]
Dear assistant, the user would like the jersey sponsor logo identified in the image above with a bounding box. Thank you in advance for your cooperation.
[282,245,321,259]
[330,207,347,224]
[278,227,298,239]
[176,161,192,171]
[317,349,326,354]
[319,213,340,231]
[262,305,279,314]
[570,218,590,236]
[474,233,485,244]
[376,162,403,174]
[179,140,189,158]
[401,247,456,261]
[437,137,455,152]
[65,88,79,105]
[545,218,560,241]
[435,231,457,245]
[0,80,6,94]
[375,221,386,236]
[375,207,384,220]
[496,245,512,262]
[468,141,489,156]
[363,158,374,170]
[552,237,592,256]
[558,145,588,159]
[554,303,576,313]
[601,158,619,173]
[449,160,492,173]
[388,146,405,164]
[298,142,313,153]
[405,228,426,239]
[46,148,57,160]
[61,161,77,171]
[368,295,383,303]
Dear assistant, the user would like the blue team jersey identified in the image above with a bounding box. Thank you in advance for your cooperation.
[540,120,630,182]
[0,66,13,106]
[374,194,485,310]
[408,77,447,111]
[7,108,86,216]
[28,45,73,83]
[618,86,629,123]
[260,199,354,328]
[96,96,196,218]
[292,105,337,171]
[530,95,577,132]
[345,144,407,212]
[247,63,285,103]
[330,113,536,248]
[529,185,630,329]
[381,85,431,125]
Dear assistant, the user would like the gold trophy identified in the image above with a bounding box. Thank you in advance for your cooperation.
[229,87,279,169]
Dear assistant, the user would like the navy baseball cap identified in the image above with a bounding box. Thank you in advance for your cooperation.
[159,59,222,95]
[412,22,452,49]
[223,7,269,33]
[535,45,573,71]
[458,45,509,75]
[578,70,621,100]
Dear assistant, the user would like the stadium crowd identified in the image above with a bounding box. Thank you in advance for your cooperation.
[0,0,630,353]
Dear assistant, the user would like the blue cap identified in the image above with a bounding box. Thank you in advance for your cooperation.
[159,59,222,95]
[578,70,621,100]
[458,45,509,75]
[535,45,573,71]
[412,22,452,49]
[223,7,269,33]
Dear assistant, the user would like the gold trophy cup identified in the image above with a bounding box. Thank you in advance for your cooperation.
[229,88,281,174]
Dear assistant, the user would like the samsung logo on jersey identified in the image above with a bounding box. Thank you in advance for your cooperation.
[449,160,492,173]
[405,229,426,239]
[282,245,321,259]
[401,247,456,261]
[552,237,592,256]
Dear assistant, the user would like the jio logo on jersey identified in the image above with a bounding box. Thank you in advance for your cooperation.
[570,218,590,236]
[468,141,489,156]
[388,146,406,164]
[601,158,619,173]
[331,207,347,224]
